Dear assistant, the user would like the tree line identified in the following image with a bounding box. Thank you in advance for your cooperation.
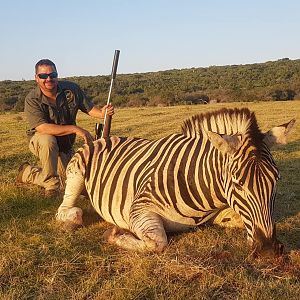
[1,58,299,112]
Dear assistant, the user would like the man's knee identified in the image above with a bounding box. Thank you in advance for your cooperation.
[38,134,59,152]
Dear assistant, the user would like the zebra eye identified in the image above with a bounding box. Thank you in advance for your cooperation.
[232,176,244,188]
[238,180,244,186]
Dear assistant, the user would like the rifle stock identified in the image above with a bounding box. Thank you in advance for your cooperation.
[101,115,112,139]
[95,123,103,140]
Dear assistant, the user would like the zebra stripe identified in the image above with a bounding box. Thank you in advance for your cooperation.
[57,108,295,255]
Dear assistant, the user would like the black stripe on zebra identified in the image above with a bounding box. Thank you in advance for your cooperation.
[57,107,295,257]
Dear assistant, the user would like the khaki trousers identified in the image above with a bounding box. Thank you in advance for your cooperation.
[22,133,72,191]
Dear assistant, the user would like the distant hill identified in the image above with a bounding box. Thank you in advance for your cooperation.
[1,58,299,112]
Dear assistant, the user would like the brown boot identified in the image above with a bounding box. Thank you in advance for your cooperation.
[16,162,30,184]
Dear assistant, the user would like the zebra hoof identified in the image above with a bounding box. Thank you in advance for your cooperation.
[103,226,126,243]
[56,207,83,232]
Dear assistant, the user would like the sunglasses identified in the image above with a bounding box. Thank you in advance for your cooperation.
[37,72,58,79]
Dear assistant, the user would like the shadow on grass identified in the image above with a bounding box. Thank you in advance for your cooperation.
[272,141,300,251]
[0,185,60,226]
[0,152,35,169]
[276,139,300,154]
[279,221,300,252]
[82,207,103,226]
[0,153,59,226]
[0,153,38,185]
[275,155,299,211]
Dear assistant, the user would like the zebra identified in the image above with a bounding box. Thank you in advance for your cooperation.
[56,108,295,257]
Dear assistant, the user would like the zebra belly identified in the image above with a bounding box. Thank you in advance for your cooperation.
[88,183,133,230]
[162,218,195,232]
[152,204,217,232]
[90,198,131,230]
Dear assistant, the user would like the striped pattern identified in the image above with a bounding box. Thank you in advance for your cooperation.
[61,108,288,252]
[181,108,280,240]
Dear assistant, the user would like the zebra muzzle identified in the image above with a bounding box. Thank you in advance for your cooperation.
[251,225,285,258]
[252,239,285,259]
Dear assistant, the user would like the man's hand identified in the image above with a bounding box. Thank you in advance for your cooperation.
[88,104,115,119]
[74,127,94,144]
[101,104,114,118]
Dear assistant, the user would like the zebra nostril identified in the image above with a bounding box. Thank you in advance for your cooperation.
[275,240,285,256]
[279,244,284,255]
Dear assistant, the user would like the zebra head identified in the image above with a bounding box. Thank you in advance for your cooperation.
[205,111,295,258]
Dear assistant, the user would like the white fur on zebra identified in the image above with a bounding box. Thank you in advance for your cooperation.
[56,108,295,257]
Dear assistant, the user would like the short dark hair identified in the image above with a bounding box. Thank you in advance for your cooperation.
[35,59,57,74]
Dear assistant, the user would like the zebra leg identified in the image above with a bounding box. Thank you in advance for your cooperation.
[103,226,153,252]
[55,169,85,231]
[130,210,168,253]
[211,207,245,229]
[103,211,168,253]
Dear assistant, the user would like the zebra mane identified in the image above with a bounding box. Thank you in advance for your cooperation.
[181,108,265,149]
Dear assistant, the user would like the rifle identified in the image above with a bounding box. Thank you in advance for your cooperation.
[95,50,120,139]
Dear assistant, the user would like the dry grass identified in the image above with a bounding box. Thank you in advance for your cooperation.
[0,101,299,300]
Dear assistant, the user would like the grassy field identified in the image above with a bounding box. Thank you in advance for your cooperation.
[0,101,299,300]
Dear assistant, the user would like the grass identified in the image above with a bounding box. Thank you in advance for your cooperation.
[0,101,299,299]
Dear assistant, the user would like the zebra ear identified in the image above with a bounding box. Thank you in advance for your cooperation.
[263,119,296,148]
[206,131,242,155]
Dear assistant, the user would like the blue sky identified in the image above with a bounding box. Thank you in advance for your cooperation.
[1,0,299,81]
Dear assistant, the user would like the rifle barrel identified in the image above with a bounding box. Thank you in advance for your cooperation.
[100,50,120,139]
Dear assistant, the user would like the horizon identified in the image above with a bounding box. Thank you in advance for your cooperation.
[1,0,300,81]
[1,57,297,83]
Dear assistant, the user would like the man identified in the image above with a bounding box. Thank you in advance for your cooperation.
[16,59,114,197]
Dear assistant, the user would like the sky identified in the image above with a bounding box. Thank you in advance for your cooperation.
[1,0,299,81]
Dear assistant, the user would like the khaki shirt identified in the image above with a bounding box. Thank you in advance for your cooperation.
[25,80,94,153]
